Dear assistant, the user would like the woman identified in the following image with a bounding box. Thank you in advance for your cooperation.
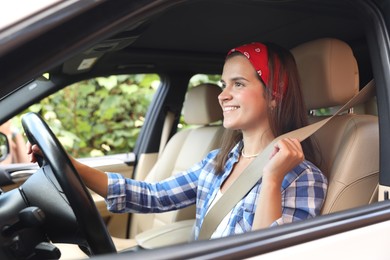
[27,42,327,240]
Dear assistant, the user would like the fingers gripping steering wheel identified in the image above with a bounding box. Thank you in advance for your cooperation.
[22,112,116,255]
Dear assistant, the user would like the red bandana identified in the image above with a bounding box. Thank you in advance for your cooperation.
[228,42,269,85]
[227,42,287,100]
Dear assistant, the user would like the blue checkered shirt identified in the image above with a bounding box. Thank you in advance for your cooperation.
[105,141,327,240]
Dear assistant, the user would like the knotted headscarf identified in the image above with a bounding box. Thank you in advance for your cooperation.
[227,42,288,100]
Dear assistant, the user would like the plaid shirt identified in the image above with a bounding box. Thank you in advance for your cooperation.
[106,141,327,240]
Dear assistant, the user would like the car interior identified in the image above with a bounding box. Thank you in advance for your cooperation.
[130,35,377,240]
[57,36,380,258]
[114,83,225,250]
[0,0,387,259]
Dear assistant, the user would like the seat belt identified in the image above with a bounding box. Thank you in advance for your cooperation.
[198,80,375,240]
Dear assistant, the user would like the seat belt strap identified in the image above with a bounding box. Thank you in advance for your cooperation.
[198,80,375,240]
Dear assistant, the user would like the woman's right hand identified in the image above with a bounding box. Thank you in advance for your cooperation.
[26,141,43,163]
[262,138,304,185]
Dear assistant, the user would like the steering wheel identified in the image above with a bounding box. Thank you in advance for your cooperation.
[21,112,116,255]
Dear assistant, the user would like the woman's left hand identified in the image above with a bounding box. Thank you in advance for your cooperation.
[262,138,304,184]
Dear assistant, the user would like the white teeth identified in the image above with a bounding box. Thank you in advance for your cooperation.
[223,106,239,111]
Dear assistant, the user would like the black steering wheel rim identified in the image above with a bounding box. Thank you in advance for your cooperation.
[22,112,116,255]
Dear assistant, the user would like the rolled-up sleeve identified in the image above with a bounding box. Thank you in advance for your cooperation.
[105,168,199,213]
[106,172,128,212]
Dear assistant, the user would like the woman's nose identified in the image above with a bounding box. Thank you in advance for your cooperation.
[218,87,232,102]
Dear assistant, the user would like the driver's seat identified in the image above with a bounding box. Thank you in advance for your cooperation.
[291,38,379,214]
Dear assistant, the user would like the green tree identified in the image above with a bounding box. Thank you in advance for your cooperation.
[24,74,159,157]
[12,73,220,158]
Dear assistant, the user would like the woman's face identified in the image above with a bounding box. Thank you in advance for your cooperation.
[219,55,270,132]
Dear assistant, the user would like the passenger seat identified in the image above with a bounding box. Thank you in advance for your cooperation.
[128,83,224,238]
[59,84,224,257]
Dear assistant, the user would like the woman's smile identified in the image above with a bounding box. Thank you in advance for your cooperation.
[222,105,240,113]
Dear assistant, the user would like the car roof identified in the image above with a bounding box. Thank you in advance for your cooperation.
[0,0,371,101]
[76,1,368,74]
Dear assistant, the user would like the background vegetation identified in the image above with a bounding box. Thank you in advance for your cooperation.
[11,74,220,158]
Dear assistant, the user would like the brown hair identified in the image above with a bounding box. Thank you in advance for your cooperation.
[214,43,318,174]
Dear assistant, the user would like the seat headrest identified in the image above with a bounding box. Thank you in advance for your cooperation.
[291,38,359,110]
[183,83,223,125]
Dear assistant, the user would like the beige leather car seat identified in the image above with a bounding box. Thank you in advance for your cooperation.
[291,38,379,214]
[128,83,224,238]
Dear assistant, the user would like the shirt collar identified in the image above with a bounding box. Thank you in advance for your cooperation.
[228,140,243,159]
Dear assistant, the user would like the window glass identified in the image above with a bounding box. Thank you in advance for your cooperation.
[7,74,160,160]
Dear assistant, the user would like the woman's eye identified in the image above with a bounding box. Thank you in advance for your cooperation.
[235,82,244,87]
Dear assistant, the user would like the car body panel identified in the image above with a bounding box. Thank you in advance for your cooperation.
[255,220,390,260]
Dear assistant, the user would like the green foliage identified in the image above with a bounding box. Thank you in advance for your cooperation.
[188,74,221,88]
[314,107,332,116]
[19,74,159,158]
[13,73,220,158]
